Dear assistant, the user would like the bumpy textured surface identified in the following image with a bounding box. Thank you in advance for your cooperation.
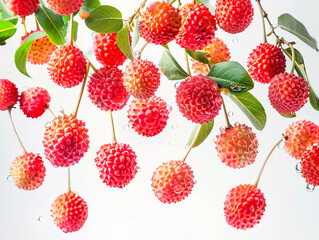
[51,191,88,233]
[152,160,195,204]
[247,43,286,84]
[47,45,87,88]
[300,144,319,186]
[5,0,39,17]
[128,96,169,137]
[43,114,89,167]
[46,0,83,15]
[175,3,217,51]
[10,152,46,190]
[139,1,180,45]
[215,123,258,169]
[95,142,138,188]
[284,120,319,160]
[0,79,18,111]
[19,87,51,118]
[268,73,309,114]
[176,75,222,124]
[215,0,254,34]
[224,184,266,230]
[123,59,160,99]
[87,67,129,111]
[93,33,128,67]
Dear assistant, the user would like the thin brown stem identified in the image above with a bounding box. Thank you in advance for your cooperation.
[222,97,231,129]
[124,0,148,27]
[182,126,201,161]
[46,105,56,118]
[109,110,116,142]
[184,49,192,77]
[73,63,90,117]
[70,13,74,45]
[22,17,28,35]
[8,108,27,154]
[67,167,71,192]
[256,0,267,43]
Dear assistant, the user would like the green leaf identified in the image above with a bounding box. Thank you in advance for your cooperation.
[116,27,133,60]
[185,49,209,64]
[228,91,266,130]
[162,44,169,50]
[0,0,18,25]
[63,15,70,23]
[187,120,214,148]
[0,40,5,45]
[278,13,318,51]
[83,0,101,9]
[85,5,123,33]
[280,113,296,118]
[158,49,189,80]
[0,20,16,43]
[72,20,78,42]
[208,61,254,91]
[132,17,139,48]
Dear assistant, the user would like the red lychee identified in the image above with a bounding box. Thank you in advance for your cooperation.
[151,160,195,204]
[43,114,89,167]
[51,191,88,233]
[10,152,46,190]
[176,75,222,124]
[224,184,266,230]
[247,43,286,84]
[46,0,83,16]
[268,72,309,115]
[300,143,319,187]
[5,0,39,18]
[0,79,18,111]
[128,96,169,137]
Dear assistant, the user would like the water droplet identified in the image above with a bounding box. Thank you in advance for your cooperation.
[172,124,178,130]
[213,137,218,142]
[6,175,13,181]
[45,121,51,128]
[228,111,234,117]
[169,139,176,145]
[85,49,93,57]
[278,140,285,149]
[136,166,140,172]
[306,183,315,192]
[38,216,44,222]
[158,66,164,77]
[194,180,197,185]
[219,126,226,133]
[22,86,29,92]
[174,185,183,194]
[234,122,240,127]
[174,81,181,89]
[167,105,172,113]
[233,38,238,43]
[295,162,302,173]
[123,124,130,131]
[59,106,64,114]
[185,145,190,150]
[133,51,141,59]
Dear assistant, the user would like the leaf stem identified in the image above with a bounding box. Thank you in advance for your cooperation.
[73,63,90,117]
[109,110,116,142]
[46,105,56,118]
[125,0,148,27]
[70,13,74,45]
[67,167,71,192]
[256,0,267,43]
[222,97,232,129]
[184,49,192,77]
[22,17,28,35]
[182,126,201,161]
[289,43,296,74]
[8,108,27,154]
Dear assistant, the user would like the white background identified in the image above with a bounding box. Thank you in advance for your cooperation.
[1,0,319,239]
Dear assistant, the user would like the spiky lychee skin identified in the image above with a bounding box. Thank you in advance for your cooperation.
[268,73,309,115]
[123,59,160,99]
[224,184,266,230]
[128,96,169,137]
[300,143,319,186]
[5,0,39,18]
[247,43,286,84]
[175,3,217,51]
[43,114,89,167]
[176,75,222,124]
[51,191,88,233]
[19,87,51,118]
[139,1,180,45]
[191,59,210,75]
[46,0,83,16]
[284,120,319,160]
[215,123,258,169]
[0,79,18,111]
[93,33,128,67]
[10,152,46,191]
[152,160,195,204]
[215,0,254,34]
[95,142,138,188]
[47,45,87,88]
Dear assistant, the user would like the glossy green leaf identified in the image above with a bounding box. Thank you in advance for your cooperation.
[116,27,133,60]
[0,20,16,43]
[185,49,209,64]
[187,120,214,148]
[280,113,296,118]
[0,0,18,25]
[83,0,101,9]
[132,17,139,48]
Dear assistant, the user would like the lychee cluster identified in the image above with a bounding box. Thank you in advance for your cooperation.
[46,0,83,16]
[0,79,18,111]
[5,0,39,17]
[300,143,319,187]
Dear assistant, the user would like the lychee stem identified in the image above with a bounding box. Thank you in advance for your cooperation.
[8,108,27,154]
[46,105,56,118]
[109,110,117,142]
[138,42,149,59]
[125,0,148,27]
[73,63,90,117]
[22,17,28,35]
[256,0,267,43]
[182,126,201,161]
[70,13,74,46]
[184,49,192,77]
[289,43,296,74]
[67,167,71,192]
[221,97,231,129]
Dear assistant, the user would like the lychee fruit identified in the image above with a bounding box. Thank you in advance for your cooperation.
[139,1,180,45]
[224,184,266,230]
[175,3,217,51]
[215,0,254,34]
[95,142,138,188]
[284,120,319,160]
[5,0,39,18]
[300,143,319,187]
[46,0,83,16]
[123,59,160,99]
[268,72,309,115]
[128,96,169,137]
[47,45,87,88]
[19,87,51,118]
[151,160,195,204]
[0,79,18,111]
[10,152,46,190]
[50,191,88,233]
[247,43,286,84]
[43,114,89,167]
[176,75,222,124]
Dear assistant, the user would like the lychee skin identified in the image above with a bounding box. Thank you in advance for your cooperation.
[224,184,266,230]
[247,43,286,84]
[46,0,83,16]
[123,59,161,99]
[19,87,51,118]
[151,160,195,204]
[215,0,254,34]
[87,67,129,112]
[284,120,319,160]
[128,96,169,137]
[95,142,138,188]
[0,79,19,111]
[5,0,39,18]
[175,3,217,51]
[139,1,180,45]
[176,75,222,124]
[300,143,319,186]
[50,191,88,233]
[268,72,309,115]
[10,152,46,191]
[47,45,87,88]
[43,114,89,167]
[215,123,258,169]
